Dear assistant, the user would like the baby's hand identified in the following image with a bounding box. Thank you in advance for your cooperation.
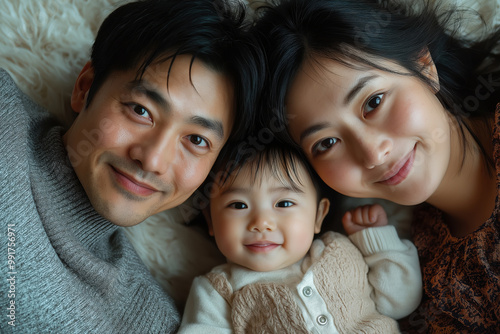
[342,203,388,235]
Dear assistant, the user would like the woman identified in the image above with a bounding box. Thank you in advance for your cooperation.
[253,0,500,332]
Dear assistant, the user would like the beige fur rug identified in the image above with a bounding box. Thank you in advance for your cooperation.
[1,0,498,312]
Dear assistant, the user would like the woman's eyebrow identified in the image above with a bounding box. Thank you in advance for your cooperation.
[299,75,379,145]
[300,122,329,145]
[344,74,378,105]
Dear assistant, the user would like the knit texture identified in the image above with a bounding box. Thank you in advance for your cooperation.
[206,273,309,334]
[206,232,399,333]
[312,232,399,333]
[0,69,180,333]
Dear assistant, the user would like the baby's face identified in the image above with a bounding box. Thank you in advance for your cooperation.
[208,162,329,272]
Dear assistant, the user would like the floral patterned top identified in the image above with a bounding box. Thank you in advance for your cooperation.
[400,108,500,333]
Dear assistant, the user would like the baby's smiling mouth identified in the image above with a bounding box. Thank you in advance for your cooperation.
[244,241,281,253]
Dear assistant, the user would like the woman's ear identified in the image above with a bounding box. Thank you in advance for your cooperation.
[314,198,330,234]
[418,49,440,93]
[71,61,94,113]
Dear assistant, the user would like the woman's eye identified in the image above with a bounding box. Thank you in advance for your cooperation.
[364,93,384,115]
[229,202,247,209]
[276,201,294,208]
[188,135,209,148]
[312,137,338,155]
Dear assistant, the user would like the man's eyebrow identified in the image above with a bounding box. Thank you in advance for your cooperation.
[299,122,330,146]
[128,80,224,140]
[189,116,224,140]
[344,74,378,105]
[127,80,169,109]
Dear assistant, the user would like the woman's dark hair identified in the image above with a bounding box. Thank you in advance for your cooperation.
[189,136,340,233]
[253,0,500,167]
[87,0,264,141]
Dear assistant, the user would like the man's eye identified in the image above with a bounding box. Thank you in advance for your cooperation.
[276,201,294,208]
[365,93,384,114]
[312,137,338,155]
[126,103,151,119]
[189,135,209,148]
[229,202,247,209]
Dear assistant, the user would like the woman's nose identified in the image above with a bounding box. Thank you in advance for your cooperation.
[356,132,392,169]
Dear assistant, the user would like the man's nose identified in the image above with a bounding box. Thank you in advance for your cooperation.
[129,130,174,175]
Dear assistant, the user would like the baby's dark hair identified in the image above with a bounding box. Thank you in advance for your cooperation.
[212,139,327,202]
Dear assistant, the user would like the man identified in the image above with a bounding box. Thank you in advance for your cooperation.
[0,0,262,332]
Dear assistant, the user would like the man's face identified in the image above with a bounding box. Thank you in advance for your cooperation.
[64,55,234,226]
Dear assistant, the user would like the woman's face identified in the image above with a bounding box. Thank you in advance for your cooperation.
[286,56,457,205]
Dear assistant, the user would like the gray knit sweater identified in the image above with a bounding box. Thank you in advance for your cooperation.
[0,69,180,333]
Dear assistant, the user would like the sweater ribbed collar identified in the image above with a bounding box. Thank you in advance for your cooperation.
[30,123,119,254]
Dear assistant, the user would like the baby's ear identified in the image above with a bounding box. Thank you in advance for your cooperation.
[418,48,440,93]
[314,198,330,234]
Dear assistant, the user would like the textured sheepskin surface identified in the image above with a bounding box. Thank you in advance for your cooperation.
[2,0,498,311]
[0,0,123,126]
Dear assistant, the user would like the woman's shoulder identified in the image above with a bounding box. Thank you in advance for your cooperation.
[412,200,499,264]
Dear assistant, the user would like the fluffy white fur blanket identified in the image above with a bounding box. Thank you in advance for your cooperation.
[1,0,498,311]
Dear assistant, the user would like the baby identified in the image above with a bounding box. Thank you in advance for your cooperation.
[179,142,421,333]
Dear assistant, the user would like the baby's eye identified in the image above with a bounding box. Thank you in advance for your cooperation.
[364,93,384,115]
[312,137,338,155]
[276,201,294,208]
[188,135,209,148]
[229,202,247,209]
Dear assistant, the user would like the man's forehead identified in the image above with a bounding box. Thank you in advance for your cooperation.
[136,53,227,87]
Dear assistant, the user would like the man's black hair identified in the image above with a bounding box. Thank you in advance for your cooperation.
[87,0,264,141]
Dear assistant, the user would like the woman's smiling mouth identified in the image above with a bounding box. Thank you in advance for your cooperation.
[378,145,416,186]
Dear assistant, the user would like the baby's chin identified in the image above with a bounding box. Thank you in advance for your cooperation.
[238,260,301,272]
